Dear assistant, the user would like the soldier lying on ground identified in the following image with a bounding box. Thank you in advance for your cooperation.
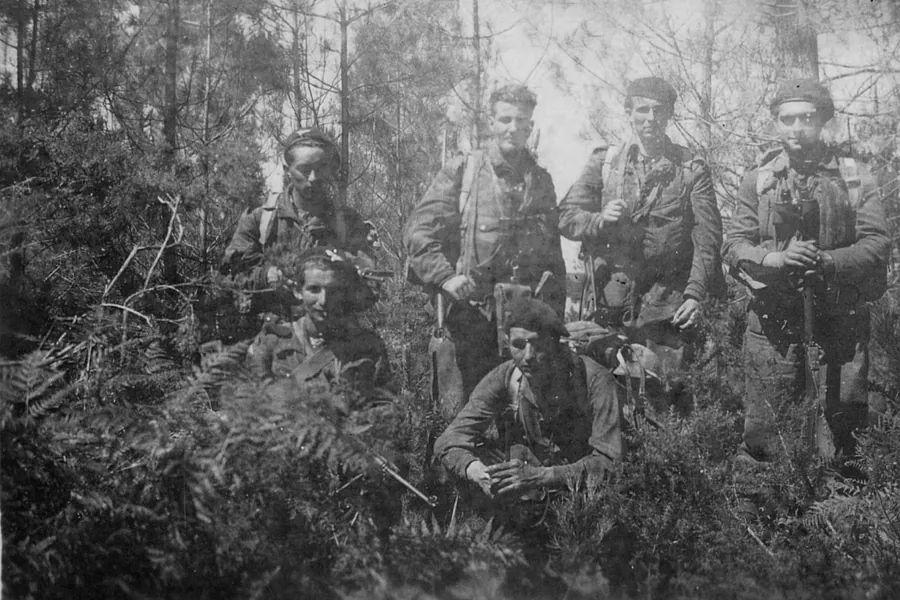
[433,298,623,502]
[246,248,391,397]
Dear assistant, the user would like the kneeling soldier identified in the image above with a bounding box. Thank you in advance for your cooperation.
[247,248,391,395]
[434,298,623,501]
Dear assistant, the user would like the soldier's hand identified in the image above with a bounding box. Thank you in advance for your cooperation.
[672,298,700,330]
[485,459,548,497]
[266,266,284,287]
[762,239,819,270]
[441,274,476,300]
[465,460,494,498]
[599,199,627,226]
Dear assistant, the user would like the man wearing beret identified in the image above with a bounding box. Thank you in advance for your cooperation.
[724,79,890,474]
[405,84,567,420]
[558,76,723,408]
[433,297,623,501]
[217,129,377,338]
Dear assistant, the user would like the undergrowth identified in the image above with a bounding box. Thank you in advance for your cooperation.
[3,282,900,599]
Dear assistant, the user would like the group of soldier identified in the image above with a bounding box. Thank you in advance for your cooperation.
[218,75,891,521]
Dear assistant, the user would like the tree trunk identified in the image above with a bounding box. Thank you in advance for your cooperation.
[16,0,26,124]
[471,0,481,149]
[700,0,716,148]
[774,0,819,79]
[27,0,38,90]
[338,0,349,207]
[200,0,211,271]
[291,0,304,128]
[163,0,180,159]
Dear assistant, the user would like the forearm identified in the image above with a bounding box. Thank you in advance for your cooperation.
[404,165,463,286]
[686,170,723,301]
[723,174,768,267]
[558,204,607,243]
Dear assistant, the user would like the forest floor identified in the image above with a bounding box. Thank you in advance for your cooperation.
[3,279,900,600]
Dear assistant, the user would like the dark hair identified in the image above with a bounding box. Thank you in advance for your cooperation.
[282,249,376,313]
[489,83,537,113]
[504,298,568,340]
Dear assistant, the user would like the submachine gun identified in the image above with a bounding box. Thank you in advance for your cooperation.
[780,190,836,459]
[740,170,836,459]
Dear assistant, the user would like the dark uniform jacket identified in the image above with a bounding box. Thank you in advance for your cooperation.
[221,184,373,290]
[559,136,723,322]
[434,352,623,484]
[247,314,392,391]
[723,148,889,319]
[404,142,567,310]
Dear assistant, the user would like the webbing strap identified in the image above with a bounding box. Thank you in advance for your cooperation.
[457,151,485,276]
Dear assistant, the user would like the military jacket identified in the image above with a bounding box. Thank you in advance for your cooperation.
[404,142,567,310]
[221,184,373,290]
[723,148,890,313]
[559,136,723,306]
[434,352,622,483]
[247,314,392,391]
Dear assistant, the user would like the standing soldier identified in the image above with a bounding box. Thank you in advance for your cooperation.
[725,80,889,482]
[404,84,567,421]
[559,77,723,408]
[218,129,376,336]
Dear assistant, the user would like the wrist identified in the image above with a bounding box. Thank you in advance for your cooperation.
[540,465,558,487]
[818,251,835,277]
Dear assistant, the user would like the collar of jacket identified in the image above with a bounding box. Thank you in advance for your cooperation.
[622,134,680,173]
[485,141,537,176]
[278,184,334,221]
[763,146,839,175]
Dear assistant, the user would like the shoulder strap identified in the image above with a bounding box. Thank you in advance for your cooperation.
[459,151,485,214]
[601,144,620,188]
[457,150,486,276]
[756,160,777,197]
[838,157,861,209]
[258,191,281,246]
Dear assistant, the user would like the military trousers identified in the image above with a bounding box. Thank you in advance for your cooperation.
[739,304,870,463]
[430,300,501,421]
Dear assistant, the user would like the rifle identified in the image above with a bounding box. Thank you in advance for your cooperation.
[801,272,835,459]
[334,431,438,509]
[370,451,438,508]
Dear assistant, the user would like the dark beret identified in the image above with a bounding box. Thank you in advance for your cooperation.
[625,77,677,110]
[284,127,335,150]
[504,298,568,339]
[283,128,340,165]
[769,79,835,122]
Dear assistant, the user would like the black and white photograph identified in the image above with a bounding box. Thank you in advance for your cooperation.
[1,0,899,597]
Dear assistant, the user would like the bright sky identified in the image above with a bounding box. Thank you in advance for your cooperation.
[263,0,897,270]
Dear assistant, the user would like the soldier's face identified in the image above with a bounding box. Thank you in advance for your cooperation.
[775,101,824,153]
[627,97,671,145]
[509,327,556,381]
[284,146,335,201]
[300,266,347,326]
[489,101,533,154]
